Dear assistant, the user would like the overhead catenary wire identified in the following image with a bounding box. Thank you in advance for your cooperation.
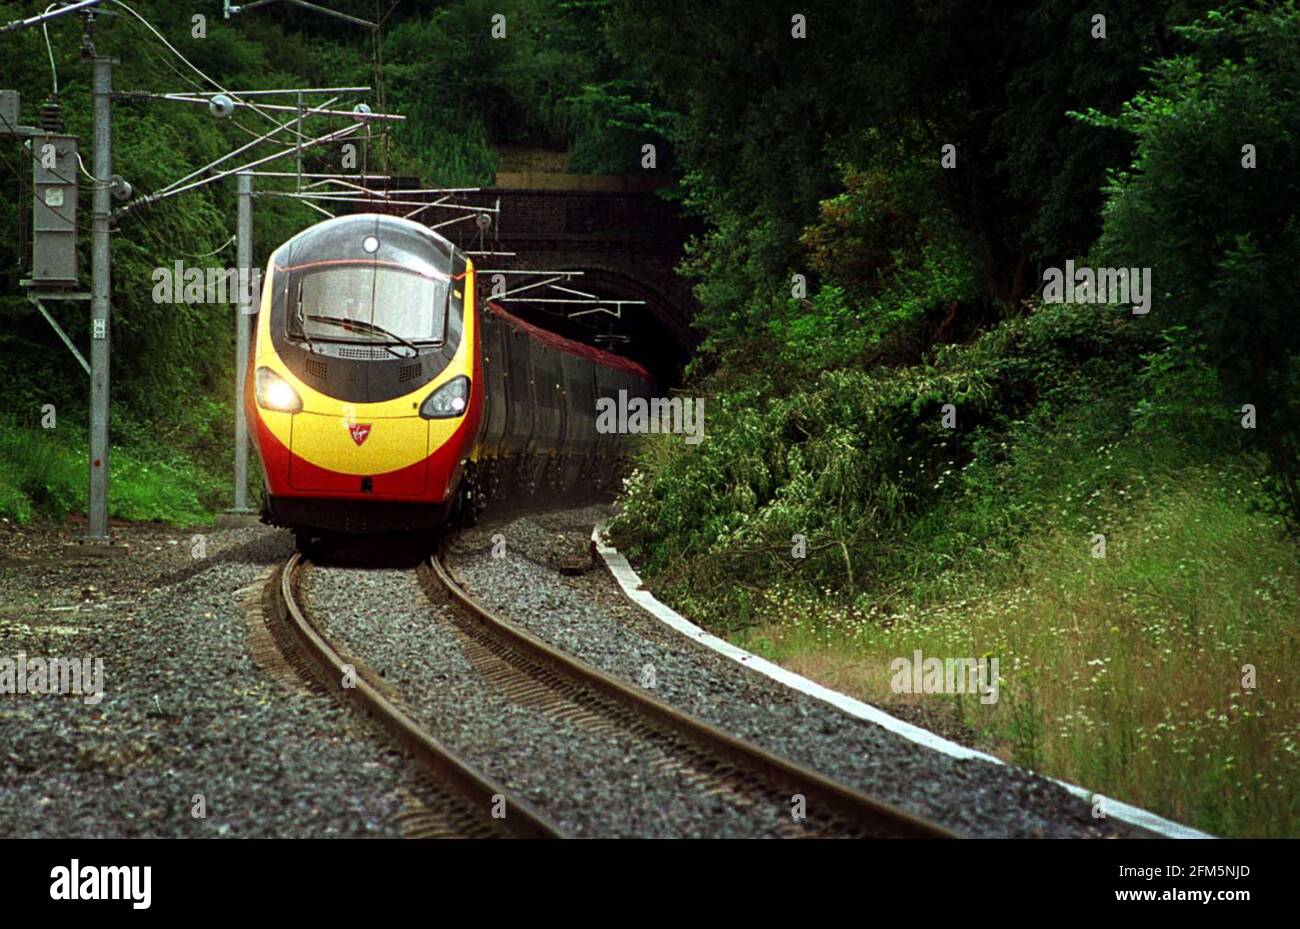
[114,16,301,146]
[25,2,475,261]
[108,0,296,134]
[126,28,281,144]
[297,198,336,219]
[150,95,346,198]
[74,149,114,187]
[101,4,404,210]
[123,121,367,213]
[176,233,236,259]
[124,201,234,258]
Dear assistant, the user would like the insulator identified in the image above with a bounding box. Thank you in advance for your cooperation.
[39,95,62,133]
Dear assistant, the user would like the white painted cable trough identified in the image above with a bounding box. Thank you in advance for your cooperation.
[592,521,1213,840]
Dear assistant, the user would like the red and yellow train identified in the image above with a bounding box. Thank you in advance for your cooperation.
[246,213,653,545]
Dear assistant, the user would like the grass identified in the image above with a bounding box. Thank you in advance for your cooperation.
[616,343,1299,836]
[0,423,227,526]
[727,470,1300,837]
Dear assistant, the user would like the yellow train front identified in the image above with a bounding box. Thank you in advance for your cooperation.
[247,212,656,544]
[247,214,482,539]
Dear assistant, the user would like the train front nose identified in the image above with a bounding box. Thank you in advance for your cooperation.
[251,213,477,533]
[287,411,431,497]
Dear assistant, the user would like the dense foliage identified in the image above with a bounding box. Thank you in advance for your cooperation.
[600,1,1300,836]
[609,0,1300,579]
[1082,5,1300,519]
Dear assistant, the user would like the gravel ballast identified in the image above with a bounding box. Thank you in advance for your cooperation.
[446,505,1141,838]
[0,521,425,838]
[302,559,825,837]
[0,508,1145,838]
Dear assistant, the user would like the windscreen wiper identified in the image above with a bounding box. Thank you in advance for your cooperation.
[294,280,316,354]
[304,314,420,357]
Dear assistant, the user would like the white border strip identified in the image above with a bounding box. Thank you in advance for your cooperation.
[593,522,1212,839]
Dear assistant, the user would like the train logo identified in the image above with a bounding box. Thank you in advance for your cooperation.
[348,423,372,446]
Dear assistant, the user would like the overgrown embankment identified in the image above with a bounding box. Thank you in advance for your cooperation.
[611,300,1300,836]
[607,2,1300,837]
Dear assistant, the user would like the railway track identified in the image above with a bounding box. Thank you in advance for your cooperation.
[422,548,958,839]
[266,546,956,838]
[267,552,564,839]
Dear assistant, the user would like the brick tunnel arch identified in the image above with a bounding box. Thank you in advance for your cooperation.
[370,183,702,384]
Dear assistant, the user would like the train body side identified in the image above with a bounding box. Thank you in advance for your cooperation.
[466,301,654,506]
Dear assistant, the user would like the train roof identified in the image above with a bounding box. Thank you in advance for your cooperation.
[272,213,460,278]
[486,302,651,380]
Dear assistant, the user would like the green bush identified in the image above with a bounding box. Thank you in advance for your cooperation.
[1078,2,1300,525]
[611,297,1161,623]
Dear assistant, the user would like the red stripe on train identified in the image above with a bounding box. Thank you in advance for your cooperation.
[251,411,477,503]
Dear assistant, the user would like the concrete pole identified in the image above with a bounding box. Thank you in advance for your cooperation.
[232,170,254,513]
[86,56,112,542]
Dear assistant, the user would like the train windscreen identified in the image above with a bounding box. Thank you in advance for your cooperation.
[292,263,448,345]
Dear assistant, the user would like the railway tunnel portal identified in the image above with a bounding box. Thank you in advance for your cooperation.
[380,174,701,385]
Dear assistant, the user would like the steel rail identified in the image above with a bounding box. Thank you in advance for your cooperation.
[273,552,566,839]
[428,552,959,839]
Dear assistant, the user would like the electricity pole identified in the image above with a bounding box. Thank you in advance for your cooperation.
[86,53,114,542]
[232,170,255,513]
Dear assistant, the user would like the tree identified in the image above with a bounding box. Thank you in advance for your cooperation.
[1082,2,1300,524]
[606,0,1212,355]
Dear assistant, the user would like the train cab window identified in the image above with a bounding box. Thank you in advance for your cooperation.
[291,264,448,346]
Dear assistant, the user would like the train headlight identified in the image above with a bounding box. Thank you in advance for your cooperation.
[420,375,470,419]
[256,367,303,414]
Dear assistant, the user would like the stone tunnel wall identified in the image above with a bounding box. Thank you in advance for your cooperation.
[444,187,701,354]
